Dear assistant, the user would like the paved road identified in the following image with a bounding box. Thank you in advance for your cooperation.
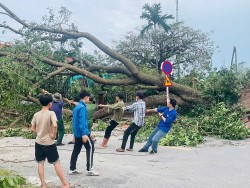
[0,134,250,188]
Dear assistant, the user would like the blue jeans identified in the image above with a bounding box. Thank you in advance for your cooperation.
[143,127,167,153]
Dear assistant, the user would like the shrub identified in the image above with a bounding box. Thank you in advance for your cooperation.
[136,115,159,142]
[0,128,36,139]
[0,169,34,188]
[136,102,249,147]
[199,102,249,140]
[199,69,242,104]
[160,116,204,147]
[92,119,107,131]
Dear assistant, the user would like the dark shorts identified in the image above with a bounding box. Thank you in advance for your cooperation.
[35,142,59,164]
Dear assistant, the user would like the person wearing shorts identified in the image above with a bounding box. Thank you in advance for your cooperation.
[31,94,69,188]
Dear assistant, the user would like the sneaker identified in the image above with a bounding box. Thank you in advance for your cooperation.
[68,169,83,175]
[149,150,156,154]
[138,148,148,152]
[68,141,75,144]
[86,170,99,176]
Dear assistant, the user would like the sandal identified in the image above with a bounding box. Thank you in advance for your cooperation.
[116,148,125,152]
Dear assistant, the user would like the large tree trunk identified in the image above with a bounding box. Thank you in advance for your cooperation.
[93,94,191,119]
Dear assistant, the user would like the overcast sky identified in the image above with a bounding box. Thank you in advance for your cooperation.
[0,0,249,68]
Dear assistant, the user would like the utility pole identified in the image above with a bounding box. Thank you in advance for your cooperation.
[231,46,238,73]
[176,0,179,22]
[175,0,180,79]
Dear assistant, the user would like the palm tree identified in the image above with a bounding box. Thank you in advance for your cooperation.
[140,3,174,36]
[140,3,174,72]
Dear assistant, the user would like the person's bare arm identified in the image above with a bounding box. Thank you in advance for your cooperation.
[62,97,78,106]
[63,98,70,104]
[146,108,157,113]
[41,89,50,94]
[82,135,88,143]
[71,100,78,106]
[30,124,36,133]
[50,120,58,139]
[98,104,110,108]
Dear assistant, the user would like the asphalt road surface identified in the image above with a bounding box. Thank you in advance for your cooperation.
[0,134,250,188]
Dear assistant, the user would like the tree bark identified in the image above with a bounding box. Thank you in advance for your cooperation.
[93,94,191,119]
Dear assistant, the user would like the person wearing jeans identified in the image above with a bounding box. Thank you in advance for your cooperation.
[116,91,146,152]
[141,127,168,153]
[138,98,177,154]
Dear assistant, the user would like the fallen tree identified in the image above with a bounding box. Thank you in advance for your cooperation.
[0,3,207,119]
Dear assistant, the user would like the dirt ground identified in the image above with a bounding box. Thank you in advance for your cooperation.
[1,132,250,188]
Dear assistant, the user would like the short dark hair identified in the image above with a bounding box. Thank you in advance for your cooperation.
[39,94,53,106]
[116,93,124,100]
[170,98,177,108]
[79,90,90,99]
[136,91,144,99]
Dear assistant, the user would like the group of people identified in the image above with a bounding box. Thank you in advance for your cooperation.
[30,89,177,188]
[99,91,177,154]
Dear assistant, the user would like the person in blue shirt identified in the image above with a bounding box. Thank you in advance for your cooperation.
[138,98,177,154]
[68,90,99,176]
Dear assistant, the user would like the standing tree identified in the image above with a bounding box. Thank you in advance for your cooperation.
[140,3,174,72]
[117,23,214,78]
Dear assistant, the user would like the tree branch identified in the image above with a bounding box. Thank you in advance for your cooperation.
[0,24,22,35]
[38,55,138,85]
[0,50,139,85]
[44,67,67,80]
[0,3,29,27]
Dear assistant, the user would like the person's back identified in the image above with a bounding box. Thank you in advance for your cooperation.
[31,94,69,188]
[51,101,63,120]
[32,110,57,145]
[116,91,146,152]
[130,99,146,127]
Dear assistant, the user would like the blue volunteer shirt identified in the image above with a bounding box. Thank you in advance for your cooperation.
[72,100,90,137]
[157,106,177,133]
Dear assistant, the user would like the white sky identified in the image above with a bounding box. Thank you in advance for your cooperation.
[0,0,249,68]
